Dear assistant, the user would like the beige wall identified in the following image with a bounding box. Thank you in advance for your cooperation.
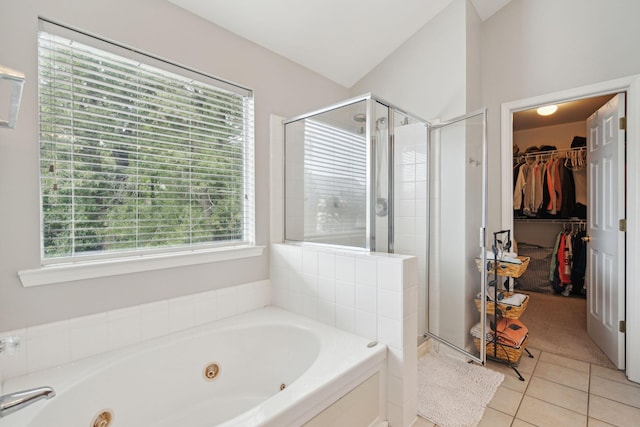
[0,0,348,330]
[514,121,586,153]
[350,0,469,121]
[482,0,640,231]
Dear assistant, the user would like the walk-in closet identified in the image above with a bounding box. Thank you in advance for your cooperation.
[510,93,623,369]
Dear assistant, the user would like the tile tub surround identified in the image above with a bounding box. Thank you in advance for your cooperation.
[271,243,418,427]
[0,280,270,382]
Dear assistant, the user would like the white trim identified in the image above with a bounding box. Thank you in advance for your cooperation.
[18,245,264,287]
[269,114,285,244]
[626,76,640,382]
[500,74,640,382]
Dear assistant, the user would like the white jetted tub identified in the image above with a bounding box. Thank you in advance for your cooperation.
[2,307,386,427]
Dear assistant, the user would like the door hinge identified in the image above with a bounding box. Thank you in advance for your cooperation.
[619,219,627,232]
[619,117,627,130]
[620,320,626,333]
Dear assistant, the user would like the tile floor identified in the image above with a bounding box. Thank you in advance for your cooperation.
[411,348,640,427]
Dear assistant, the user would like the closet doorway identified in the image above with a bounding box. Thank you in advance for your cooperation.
[509,93,623,370]
[499,75,640,378]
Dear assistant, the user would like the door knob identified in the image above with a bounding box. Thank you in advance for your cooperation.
[582,235,591,242]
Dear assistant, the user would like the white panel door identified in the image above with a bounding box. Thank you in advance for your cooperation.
[586,93,626,369]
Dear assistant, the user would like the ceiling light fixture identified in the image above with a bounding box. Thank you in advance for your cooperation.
[536,104,558,116]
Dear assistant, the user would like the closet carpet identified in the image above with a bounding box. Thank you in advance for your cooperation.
[518,292,616,369]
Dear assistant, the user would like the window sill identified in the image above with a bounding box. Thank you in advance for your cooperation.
[18,245,265,287]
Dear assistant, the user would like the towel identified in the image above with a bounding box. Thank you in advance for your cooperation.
[492,318,528,348]
[500,293,527,307]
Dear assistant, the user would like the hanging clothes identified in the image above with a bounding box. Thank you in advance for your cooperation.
[559,161,576,218]
[513,145,587,219]
[570,230,587,294]
[513,162,529,213]
[549,231,563,282]
[557,233,572,285]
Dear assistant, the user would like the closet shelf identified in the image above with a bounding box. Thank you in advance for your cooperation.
[514,145,586,162]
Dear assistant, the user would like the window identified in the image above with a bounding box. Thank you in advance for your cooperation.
[37,21,254,264]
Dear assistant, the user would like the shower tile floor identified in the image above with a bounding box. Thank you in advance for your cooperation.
[411,348,640,427]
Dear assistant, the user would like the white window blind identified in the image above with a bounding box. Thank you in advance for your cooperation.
[38,21,254,263]
[303,120,366,238]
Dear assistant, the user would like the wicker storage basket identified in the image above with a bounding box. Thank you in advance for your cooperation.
[475,256,530,278]
[474,335,529,363]
[475,292,529,319]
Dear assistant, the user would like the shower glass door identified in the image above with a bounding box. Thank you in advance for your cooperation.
[283,97,391,252]
[426,109,488,363]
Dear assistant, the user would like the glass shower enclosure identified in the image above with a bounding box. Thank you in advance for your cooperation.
[283,95,403,252]
[283,94,488,363]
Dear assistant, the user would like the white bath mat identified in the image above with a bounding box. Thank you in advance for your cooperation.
[417,351,504,427]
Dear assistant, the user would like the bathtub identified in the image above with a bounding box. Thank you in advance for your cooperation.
[2,307,386,427]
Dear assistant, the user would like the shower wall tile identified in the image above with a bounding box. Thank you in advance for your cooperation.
[108,306,142,351]
[302,249,319,276]
[378,261,403,292]
[355,284,377,314]
[26,321,70,373]
[355,257,378,286]
[194,291,218,325]
[355,309,377,341]
[237,280,271,313]
[335,254,355,283]
[335,280,355,307]
[335,304,355,333]
[0,329,27,381]
[318,252,336,278]
[139,301,169,341]
[378,288,402,320]
[302,273,319,298]
[0,280,270,382]
[69,313,108,361]
[318,299,336,326]
[318,276,336,303]
[302,295,319,321]
[270,242,418,427]
[168,295,197,334]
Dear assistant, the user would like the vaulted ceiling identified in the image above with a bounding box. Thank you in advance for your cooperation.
[168,0,512,88]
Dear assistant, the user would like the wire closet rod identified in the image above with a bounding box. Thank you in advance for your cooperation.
[515,218,586,224]
[514,145,586,161]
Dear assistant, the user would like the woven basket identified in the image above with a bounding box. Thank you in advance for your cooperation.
[474,335,529,363]
[475,292,529,319]
[475,256,530,278]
